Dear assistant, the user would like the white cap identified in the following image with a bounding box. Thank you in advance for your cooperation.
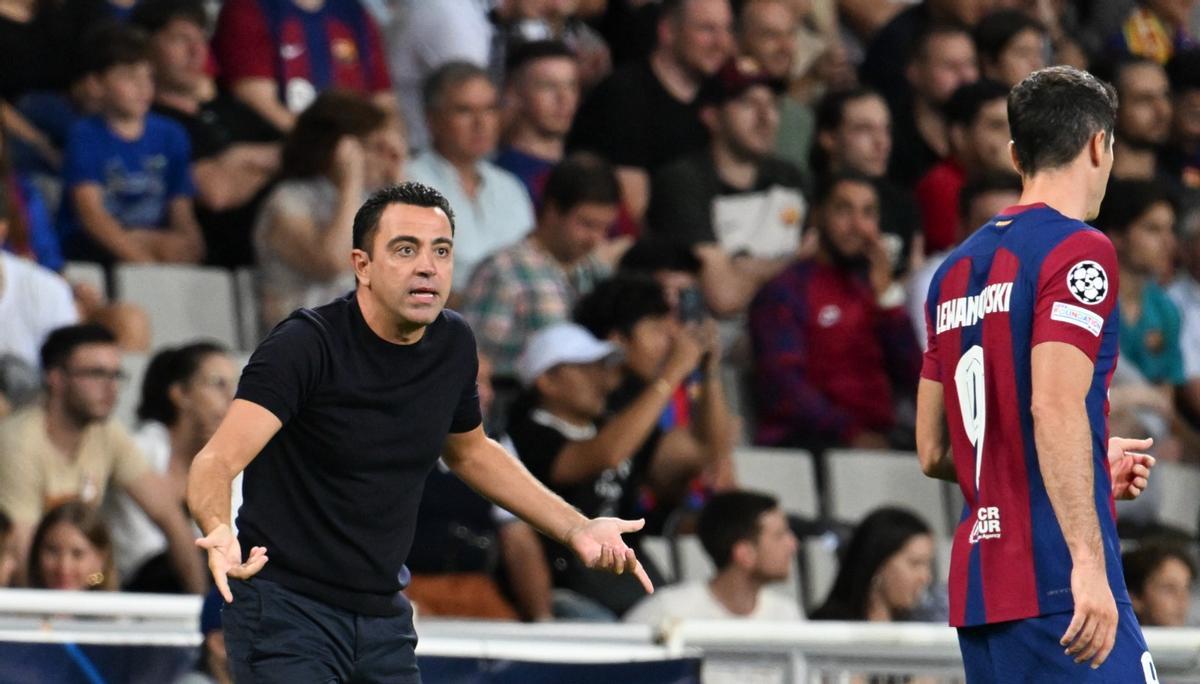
[515,322,622,387]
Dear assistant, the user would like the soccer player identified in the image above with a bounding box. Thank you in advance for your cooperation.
[186,182,651,682]
[915,66,1159,681]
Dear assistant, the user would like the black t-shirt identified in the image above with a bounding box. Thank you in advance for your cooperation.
[567,60,708,172]
[647,150,808,249]
[887,107,942,189]
[234,293,482,616]
[153,96,282,268]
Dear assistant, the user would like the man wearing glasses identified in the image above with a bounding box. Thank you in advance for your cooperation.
[0,324,206,591]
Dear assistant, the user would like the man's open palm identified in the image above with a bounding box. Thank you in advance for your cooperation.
[196,524,268,602]
[566,517,654,594]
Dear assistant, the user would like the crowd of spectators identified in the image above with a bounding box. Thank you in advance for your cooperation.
[2,0,1200,677]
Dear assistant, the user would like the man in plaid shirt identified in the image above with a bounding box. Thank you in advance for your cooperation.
[461,153,622,379]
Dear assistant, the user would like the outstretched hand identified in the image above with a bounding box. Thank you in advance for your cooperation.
[565,517,654,594]
[195,524,268,602]
[1108,436,1155,501]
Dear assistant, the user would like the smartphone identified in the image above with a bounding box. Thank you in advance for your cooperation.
[678,286,706,323]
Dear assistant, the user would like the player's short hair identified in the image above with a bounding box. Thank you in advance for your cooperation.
[1122,540,1197,597]
[573,275,670,339]
[505,39,574,78]
[1093,179,1176,236]
[137,341,229,425]
[1007,66,1117,177]
[81,24,153,77]
[958,171,1022,222]
[40,324,117,372]
[423,61,491,114]
[973,9,1045,67]
[617,237,702,275]
[129,0,208,34]
[697,490,780,570]
[541,152,620,216]
[944,79,1010,128]
[352,183,457,253]
[812,507,931,620]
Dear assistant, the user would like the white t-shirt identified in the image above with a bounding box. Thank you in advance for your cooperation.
[1168,276,1200,379]
[624,580,803,626]
[0,251,79,366]
[104,422,244,581]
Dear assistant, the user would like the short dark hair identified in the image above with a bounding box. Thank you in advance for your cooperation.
[617,237,702,275]
[811,87,886,177]
[573,275,671,339]
[908,22,972,65]
[40,324,116,372]
[137,342,229,425]
[815,170,879,207]
[973,9,1045,67]
[958,171,1022,221]
[541,152,620,216]
[1007,66,1117,177]
[697,490,779,570]
[81,24,152,77]
[811,507,931,621]
[505,39,574,77]
[281,91,389,180]
[1092,55,1161,95]
[1123,540,1197,597]
[129,0,208,34]
[1094,179,1176,236]
[944,79,1010,127]
[423,61,491,114]
[352,182,457,253]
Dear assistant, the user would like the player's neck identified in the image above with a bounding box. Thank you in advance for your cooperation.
[1015,173,1091,222]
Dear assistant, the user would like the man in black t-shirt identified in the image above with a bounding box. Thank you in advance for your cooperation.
[186,183,651,683]
[567,0,734,221]
[131,0,283,268]
[647,57,806,318]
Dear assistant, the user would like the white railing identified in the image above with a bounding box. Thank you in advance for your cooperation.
[1,591,1198,682]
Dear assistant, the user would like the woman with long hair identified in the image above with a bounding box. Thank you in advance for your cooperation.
[29,501,117,591]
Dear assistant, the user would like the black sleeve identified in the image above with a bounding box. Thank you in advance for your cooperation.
[448,318,483,434]
[506,414,569,486]
[235,314,326,424]
[646,160,715,246]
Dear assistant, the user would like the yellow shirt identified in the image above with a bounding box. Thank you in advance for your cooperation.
[0,406,149,523]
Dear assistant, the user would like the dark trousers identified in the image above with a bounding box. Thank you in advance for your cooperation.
[222,577,419,683]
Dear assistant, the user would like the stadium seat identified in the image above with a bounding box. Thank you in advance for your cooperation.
[801,536,839,612]
[234,267,261,350]
[825,449,953,537]
[113,352,150,428]
[63,261,106,296]
[639,536,675,585]
[732,447,820,519]
[674,535,716,584]
[1154,461,1200,537]
[114,264,239,349]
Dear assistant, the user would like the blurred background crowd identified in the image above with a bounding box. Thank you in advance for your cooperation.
[1,0,1200,680]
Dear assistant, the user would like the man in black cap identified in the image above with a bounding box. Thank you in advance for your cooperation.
[647,57,808,318]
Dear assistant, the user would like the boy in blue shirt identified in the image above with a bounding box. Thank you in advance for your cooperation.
[58,25,204,265]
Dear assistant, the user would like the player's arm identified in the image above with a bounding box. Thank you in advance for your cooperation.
[915,378,956,482]
[186,399,281,600]
[1031,341,1116,667]
[443,426,653,593]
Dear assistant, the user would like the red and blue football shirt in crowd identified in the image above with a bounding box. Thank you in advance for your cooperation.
[921,203,1129,627]
[213,0,391,113]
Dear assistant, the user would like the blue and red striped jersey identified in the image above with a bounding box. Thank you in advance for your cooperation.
[921,203,1130,627]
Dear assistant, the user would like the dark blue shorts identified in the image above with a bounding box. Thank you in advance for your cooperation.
[957,604,1158,683]
[222,577,420,683]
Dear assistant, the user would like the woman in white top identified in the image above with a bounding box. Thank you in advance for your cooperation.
[252,91,406,335]
[104,342,238,591]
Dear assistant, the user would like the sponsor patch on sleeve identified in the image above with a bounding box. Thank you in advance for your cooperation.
[1050,301,1104,337]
